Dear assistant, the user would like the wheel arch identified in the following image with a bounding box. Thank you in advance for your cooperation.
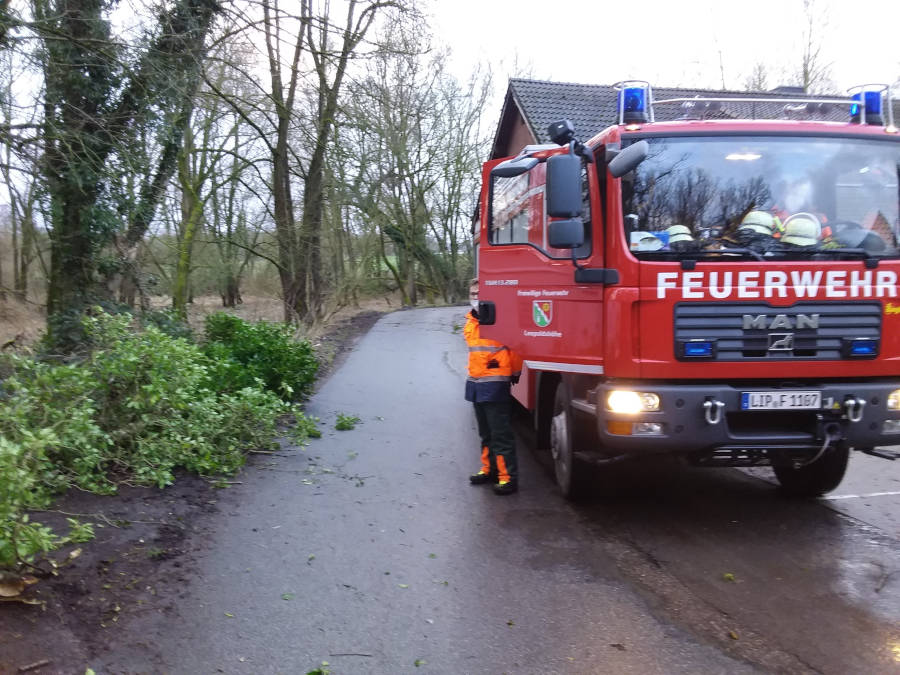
[535,370,563,449]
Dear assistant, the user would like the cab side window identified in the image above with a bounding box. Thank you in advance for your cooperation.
[577,163,592,257]
[489,160,591,259]
[490,172,535,245]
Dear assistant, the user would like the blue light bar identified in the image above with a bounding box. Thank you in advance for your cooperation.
[842,337,878,358]
[619,84,650,124]
[850,340,877,356]
[850,89,884,124]
[683,341,714,357]
[624,87,646,113]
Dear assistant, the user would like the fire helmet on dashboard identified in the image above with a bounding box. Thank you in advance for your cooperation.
[665,224,694,244]
[739,210,780,236]
[781,213,822,246]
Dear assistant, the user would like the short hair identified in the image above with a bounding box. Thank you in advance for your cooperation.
[469,278,478,287]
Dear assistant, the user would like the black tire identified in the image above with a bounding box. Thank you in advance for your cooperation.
[550,381,588,500]
[772,445,849,497]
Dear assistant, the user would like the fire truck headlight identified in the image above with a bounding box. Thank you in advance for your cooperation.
[887,389,900,410]
[607,391,661,413]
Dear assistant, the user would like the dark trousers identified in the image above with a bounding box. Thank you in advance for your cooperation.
[473,400,517,482]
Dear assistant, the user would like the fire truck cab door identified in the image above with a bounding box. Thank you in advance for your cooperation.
[477,157,605,373]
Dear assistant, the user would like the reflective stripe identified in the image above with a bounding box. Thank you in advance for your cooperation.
[464,314,522,379]
[468,344,507,353]
[524,360,605,375]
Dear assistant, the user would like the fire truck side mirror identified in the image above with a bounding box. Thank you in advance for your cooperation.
[477,300,496,325]
[608,140,649,178]
[548,218,584,249]
[546,153,581,218]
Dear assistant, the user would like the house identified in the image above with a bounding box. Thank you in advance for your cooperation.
[490,78,900,159]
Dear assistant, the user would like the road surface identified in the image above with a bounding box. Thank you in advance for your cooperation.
[94,307,900,674]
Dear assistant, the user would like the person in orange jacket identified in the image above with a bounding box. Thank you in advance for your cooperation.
[464,279,523,495]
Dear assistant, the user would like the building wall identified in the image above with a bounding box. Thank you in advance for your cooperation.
[499,116,537,158]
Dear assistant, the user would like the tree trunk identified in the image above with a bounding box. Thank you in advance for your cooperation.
[272,113,302,322]
[172,119,202,319]
[46,183,102,317]
[0,229,5,302]
[15,200,34,301]
[119,272,137,307]
[221,273,242,307]
[172,210,199,317]
[300,152,325,320]
[405,251,417,306]
[4,191,14,303]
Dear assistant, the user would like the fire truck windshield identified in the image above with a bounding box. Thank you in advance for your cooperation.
[620,136,900,260]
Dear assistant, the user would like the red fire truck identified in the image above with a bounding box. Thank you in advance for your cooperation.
[476,81,900,498]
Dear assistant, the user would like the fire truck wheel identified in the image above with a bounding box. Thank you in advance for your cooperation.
[550,381,588,500]
[772,444,849,497]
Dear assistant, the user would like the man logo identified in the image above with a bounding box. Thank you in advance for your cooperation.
[742,313,819,330]
[768,333,795,351]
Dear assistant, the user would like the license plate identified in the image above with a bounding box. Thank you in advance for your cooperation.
[741,391,822,410]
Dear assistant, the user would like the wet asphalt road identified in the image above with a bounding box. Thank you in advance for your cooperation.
[96,307,900,674]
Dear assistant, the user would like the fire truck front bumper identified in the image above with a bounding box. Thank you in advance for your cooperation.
[592,380,900,458]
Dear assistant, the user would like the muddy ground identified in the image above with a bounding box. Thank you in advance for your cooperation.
[0,310,386,675]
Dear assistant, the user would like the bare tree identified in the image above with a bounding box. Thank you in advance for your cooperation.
[343,30,489,306]
[743,62,769,92]
[795,0,834,93]
[297,1,407,320]
[206,0,404,323]
[170,32,269,317]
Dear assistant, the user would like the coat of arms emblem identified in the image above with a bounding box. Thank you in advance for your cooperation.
[532,300,552,327]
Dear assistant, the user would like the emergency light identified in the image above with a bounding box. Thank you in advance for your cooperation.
[850,341,877,356]
[642,79,896,130]
[679,339,715,359]
[842,338,879,358]
[614,81,653,124]
[848,85,886,125]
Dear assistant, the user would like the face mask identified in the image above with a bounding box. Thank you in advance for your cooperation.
[470,299,479,310]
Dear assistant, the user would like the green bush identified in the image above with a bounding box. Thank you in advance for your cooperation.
[0,432,67,566]
[139,308,194,341]
[0,310,292,570]
[81,312,286,486]
[0,355,112,496]
[203,312,318,401]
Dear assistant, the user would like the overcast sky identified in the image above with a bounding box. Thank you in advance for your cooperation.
[428,0,899,100]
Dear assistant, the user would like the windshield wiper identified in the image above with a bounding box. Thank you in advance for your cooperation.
[790,247,884,268]
[637,247,766,264]
[719,245,886,269]
[677,247,767,266]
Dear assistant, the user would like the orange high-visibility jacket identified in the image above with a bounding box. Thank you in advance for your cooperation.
[464,311,522,401]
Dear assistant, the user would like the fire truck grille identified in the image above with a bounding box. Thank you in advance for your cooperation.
[674,302,882,361]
